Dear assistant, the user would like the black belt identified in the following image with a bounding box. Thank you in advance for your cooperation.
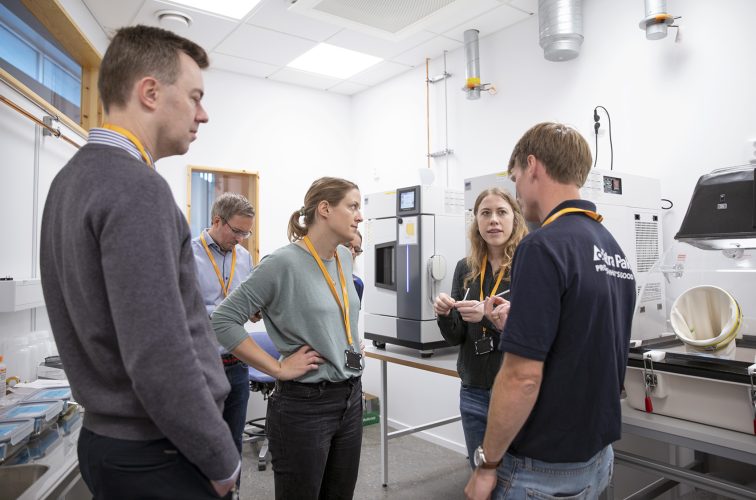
[221,353,241,366]
[276,376,361,390]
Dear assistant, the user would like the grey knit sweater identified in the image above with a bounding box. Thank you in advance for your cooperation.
[40,144,239,480]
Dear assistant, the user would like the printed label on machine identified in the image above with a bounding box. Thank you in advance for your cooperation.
[398,217,418,245]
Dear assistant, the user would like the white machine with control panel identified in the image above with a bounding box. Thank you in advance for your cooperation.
[363,185,465,356]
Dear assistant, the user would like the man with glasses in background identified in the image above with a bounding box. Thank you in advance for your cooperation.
[192,192,256,489]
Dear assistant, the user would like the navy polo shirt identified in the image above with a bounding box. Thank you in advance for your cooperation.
[499,199,636,463]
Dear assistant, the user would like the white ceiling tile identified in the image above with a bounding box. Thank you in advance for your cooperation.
[443,5,531,43]
[82,0,142,32]
[349,61,411,86]
[389,35,462,67]
[130,0,240,52]
[268,67,342,90]
[208,53,278,78]
[508,0,538,15]
[245,0,342,42]
[422,0,502,36]
[327,81,369,96]
[325,28,435,59]
[214,24,318,66]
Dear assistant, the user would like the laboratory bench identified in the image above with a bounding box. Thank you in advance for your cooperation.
[0,401,87,500]
[365,344,756,498]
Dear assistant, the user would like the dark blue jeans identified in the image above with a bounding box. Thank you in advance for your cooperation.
[78,427,230,499]
[223,362,250,486]
[460,384,491,470]
[267,377,363,500]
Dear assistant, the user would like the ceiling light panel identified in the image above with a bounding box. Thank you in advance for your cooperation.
[287,43,382,79]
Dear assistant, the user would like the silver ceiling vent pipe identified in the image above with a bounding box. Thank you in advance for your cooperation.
[538,0,583,62]
[463,29,482,100]
[639,0,675,40]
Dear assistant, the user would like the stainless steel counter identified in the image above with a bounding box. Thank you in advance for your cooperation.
[0,411,83,500]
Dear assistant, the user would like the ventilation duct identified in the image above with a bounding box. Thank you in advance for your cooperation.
[538,0,583,62]
[463,29,481,100]
[638,0,675,40]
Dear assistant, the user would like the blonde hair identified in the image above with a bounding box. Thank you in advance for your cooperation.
[287,177,359,242]
[508,122,592,187]
[463,188,528,289]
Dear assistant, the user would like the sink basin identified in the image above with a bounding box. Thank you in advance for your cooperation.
[0,464,49,500]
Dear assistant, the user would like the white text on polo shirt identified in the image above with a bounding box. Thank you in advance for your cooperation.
[593,245,634,280]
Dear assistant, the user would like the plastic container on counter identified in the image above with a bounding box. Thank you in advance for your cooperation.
[0,418,34,462]
[24,386,72,410]
[0,400,64,436]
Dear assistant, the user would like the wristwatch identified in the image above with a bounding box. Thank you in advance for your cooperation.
[473,446,501,469]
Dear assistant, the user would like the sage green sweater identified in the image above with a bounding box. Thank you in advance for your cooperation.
[212,243,361,383]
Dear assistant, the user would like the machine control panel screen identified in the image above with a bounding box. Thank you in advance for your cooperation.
[400,190,416,211]
[603,175,622,195]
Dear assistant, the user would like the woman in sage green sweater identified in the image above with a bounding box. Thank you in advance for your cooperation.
[212,177,364,500]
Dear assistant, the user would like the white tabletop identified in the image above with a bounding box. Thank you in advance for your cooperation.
[364,344,459,377]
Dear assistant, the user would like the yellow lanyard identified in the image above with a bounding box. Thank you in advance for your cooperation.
[541,207,603,227]
[200,233,237,297]
[302,236,353,347]
[479,255,505,301]
[480,255,505,336]
[102,123,153,168]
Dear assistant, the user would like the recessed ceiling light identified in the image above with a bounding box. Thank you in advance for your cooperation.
[287,43,382,80]
[166,0,261,20]
[156,10,192,29]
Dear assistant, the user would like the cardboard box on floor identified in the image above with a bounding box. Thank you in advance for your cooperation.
[362,392,379,426]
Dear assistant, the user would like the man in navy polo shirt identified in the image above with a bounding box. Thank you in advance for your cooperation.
[465,122,636,500]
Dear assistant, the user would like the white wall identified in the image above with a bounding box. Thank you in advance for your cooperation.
[353,0,756,455]
[156,69,353,256]
[0,79,85,380]
[353,0,756,246]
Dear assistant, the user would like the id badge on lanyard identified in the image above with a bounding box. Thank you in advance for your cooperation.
[473,335,494,355]
[344,349,363,370]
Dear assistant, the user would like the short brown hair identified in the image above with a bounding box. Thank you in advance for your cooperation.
[211,193,255,222]
[98,25,209,113]
[508,122,592,187]
[288,177,359,242]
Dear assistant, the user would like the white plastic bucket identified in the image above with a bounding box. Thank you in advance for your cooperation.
[669,285,741,358]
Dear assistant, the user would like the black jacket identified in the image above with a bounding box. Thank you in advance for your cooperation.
[436,258,507,389]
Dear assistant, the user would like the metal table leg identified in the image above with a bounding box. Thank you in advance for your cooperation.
[380,358,388,487]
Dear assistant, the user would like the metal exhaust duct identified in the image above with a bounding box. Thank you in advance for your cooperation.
[639,0,673,40]
[538,0,583,62]
[463,29,481,100]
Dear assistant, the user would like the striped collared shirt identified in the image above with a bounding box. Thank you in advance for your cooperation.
[87,128,154,166]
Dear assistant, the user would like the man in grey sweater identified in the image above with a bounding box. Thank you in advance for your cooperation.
[40,26,239,499]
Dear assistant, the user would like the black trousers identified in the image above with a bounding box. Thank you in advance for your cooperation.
[267,377,363,500]
[78,427,230,500]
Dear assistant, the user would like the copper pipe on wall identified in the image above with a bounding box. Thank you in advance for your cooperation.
[0,94,81,149]
[425,57,430,169]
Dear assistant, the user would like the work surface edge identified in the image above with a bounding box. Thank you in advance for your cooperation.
[364,344,459,378]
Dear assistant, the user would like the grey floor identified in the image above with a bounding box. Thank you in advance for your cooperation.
[238,425,743,500]
[239,423,471,499]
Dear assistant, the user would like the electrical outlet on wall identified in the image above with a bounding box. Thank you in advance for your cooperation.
[748,138,756,164]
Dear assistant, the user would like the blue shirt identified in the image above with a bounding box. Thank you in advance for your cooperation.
[87,128,155,165]
[192,229,253,317]
[499,199,636,463]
